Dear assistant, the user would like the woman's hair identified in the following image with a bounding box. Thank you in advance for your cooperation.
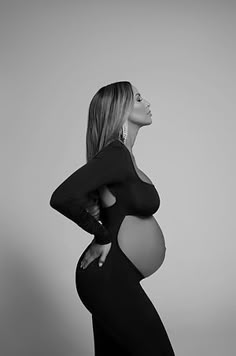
[86,80,134,161]
[84,80,134,222]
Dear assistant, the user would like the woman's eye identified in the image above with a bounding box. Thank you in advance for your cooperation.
[137,96,142,102]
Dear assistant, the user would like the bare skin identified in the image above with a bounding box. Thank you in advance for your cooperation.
[80,85,167,277]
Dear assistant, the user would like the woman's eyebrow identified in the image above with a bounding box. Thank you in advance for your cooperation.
[135,93,141,96]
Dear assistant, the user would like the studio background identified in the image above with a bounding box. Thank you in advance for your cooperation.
[0,1,235,355]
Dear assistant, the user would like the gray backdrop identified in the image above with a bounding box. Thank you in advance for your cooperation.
[1,0,235,355]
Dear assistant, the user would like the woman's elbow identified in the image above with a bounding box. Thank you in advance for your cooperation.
[49,191,62,209]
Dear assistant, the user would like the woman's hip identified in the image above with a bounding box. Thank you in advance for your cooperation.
[74,241,143,311]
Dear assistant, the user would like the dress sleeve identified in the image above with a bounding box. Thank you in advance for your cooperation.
[49,141,127,244]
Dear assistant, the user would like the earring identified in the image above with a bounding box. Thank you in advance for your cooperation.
[122,121,128,144]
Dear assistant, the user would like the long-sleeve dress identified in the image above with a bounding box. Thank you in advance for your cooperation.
[49,139,175,356]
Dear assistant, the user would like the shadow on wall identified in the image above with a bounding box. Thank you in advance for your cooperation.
[0,233,82,356]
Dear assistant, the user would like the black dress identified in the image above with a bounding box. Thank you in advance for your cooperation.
[50,139,175,355]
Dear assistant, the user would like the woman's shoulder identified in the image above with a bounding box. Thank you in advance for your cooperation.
[94,139,126,159]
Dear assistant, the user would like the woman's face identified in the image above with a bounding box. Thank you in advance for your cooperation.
[129,85,152,126]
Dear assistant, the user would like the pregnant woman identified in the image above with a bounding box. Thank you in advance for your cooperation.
[49,81,175,355]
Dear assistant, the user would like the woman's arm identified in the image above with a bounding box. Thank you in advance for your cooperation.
[49,141,128,244]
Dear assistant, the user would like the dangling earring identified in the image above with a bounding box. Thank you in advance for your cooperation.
[122,121,128,144]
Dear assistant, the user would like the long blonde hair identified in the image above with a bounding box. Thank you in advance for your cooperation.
[84,81,134,222]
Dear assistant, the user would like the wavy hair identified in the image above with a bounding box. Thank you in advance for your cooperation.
[84,81,134,224]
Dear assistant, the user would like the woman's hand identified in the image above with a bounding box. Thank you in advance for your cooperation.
[86,200,100,221]
[80,239,112,269]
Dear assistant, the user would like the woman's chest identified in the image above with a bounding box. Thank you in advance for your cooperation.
[98,180,160,216]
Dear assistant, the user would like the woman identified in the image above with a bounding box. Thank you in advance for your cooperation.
[49,81,175,355]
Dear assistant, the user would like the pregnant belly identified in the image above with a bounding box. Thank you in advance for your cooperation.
[117,215,166,278]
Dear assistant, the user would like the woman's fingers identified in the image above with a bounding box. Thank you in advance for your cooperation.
[80,251,98,269]
[98,258,105,267]
[86,204,100,220]
[80,258,90,269]
[92,206,100,220]
[80,252,104,269]
[80,241,111,269]
[98,244,111,267]
[80,251,93,269]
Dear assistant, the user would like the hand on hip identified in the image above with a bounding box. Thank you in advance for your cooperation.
[80,239,112,269]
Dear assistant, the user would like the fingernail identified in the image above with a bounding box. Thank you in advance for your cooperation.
[98,262,103,267]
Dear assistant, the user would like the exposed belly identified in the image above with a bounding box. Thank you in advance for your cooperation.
[117,215,166,278]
